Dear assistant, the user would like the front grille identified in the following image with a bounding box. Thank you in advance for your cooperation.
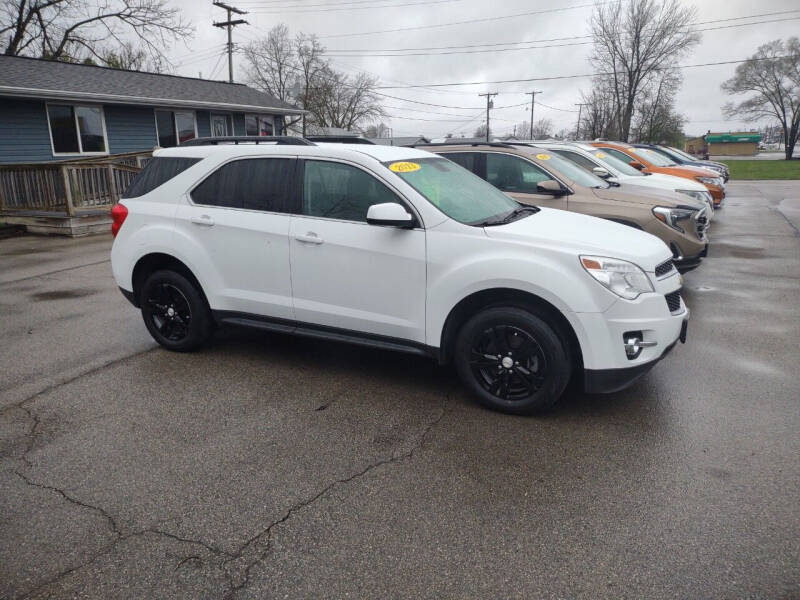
[655,259,675,278]
[665,290,682,313]
[695,208,710,240]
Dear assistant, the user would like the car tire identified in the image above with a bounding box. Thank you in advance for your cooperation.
[454,307,571,415]
[140,270,212,352]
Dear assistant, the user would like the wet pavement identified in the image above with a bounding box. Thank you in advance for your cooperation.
[1,181,798,599]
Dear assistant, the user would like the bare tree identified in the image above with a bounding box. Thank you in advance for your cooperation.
[243,25,384,135]
[590,0,700,141]
[474,124,490,139]
[101,39,165,71]
[722,37,800,160]
[362,122,390,138]
[1,0,191,65]
[631,69,686,144]
[578,79,618,140]
[532,118,553,139]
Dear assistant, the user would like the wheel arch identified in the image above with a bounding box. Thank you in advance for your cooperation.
[131,253,209,309]
[438,287,583,373]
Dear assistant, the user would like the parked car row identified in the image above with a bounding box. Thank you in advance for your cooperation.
[410,141,711,273]
[111,136,692,415]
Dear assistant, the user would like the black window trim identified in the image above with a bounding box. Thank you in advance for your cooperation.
[187,155,301,216]
[297,157,424,229]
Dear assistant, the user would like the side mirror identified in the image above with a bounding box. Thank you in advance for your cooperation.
[366,203,415,228]
[536,179,567,196]
[629,161,645,171]
[592,166,611,179]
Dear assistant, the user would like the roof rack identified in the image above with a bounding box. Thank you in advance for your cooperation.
[306,135,375,145]
[406,142,516,149]
[181,136,315,146]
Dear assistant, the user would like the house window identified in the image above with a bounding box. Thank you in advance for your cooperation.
[155,110,197,147]
[46,104,107,155]
[245,114,275,136]
[211,114,231,137]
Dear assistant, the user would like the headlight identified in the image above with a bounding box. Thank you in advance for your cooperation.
[653,206,696,233]
[697,176,720,186]
[676,189,712,204]
[580,256,654,300]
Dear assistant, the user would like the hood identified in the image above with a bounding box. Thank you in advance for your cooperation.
[643,173,708,191]
[484,207,671,272]
[678,165,720,178]
[591,183,704,209]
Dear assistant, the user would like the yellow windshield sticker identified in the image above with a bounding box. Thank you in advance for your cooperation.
[389,161,421,173]
[596,152,606,158]
[536,153,551,160]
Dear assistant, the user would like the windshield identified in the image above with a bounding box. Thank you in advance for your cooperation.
[667,146,697,161]
[384,157,519,226]
[631,147,676,167]
[590,149,643,177]
[529,150,609,188]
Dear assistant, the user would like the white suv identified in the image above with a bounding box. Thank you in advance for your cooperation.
[111,137,688,414]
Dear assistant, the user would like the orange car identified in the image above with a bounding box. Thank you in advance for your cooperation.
[591,141,725,207]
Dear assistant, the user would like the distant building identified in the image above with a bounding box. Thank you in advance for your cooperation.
[685,131,761,157]
[706,132,761,156]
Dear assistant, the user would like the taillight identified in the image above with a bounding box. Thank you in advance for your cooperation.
[111,203,128,237]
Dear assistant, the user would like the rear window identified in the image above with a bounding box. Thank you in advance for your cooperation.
[124,157,201,198]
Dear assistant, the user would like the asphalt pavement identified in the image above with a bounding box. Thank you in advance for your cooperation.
[1,181,798,599]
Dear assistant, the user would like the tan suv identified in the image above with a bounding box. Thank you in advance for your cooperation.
[424,143,709,272]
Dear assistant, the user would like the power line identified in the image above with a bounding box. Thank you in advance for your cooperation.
[248,0,463,13]
[324,14,800,57]
[317,1,604,39]
[373,56,797,90]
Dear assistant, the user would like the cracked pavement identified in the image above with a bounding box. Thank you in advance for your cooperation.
[1,181,799,599]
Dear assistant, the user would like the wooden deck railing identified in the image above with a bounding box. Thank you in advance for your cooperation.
[0,153,147,215]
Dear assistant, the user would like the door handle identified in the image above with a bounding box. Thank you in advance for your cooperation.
[295,232,324,245]
[190,215,215,227]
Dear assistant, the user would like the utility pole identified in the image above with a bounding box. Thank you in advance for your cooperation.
[574,103,589,140]
[526,90,542,140]
[478,92,497,142]
[213,1,248,83]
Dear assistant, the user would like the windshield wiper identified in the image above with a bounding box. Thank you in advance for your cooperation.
[474,205,539,227]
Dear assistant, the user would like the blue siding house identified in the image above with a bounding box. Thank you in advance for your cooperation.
[0,55,303,164]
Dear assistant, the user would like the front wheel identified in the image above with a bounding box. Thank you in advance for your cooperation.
[454,307,572,415]
[140,270,212,352]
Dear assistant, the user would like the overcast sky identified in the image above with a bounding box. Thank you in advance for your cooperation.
[167,0,800,138]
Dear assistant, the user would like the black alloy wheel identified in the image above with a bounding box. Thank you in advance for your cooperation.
[454,307,571,414]
[140,270,212,351]
[146,283,192,342]
[469,325,548,401]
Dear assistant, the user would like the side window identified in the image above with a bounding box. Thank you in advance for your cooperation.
[124,157,201,199]
[604,148,635,165]
[191,158,295,212]
[486,153,550,194]
[554,150,599,173]
[440,152,479,174]
[302,160,401,222]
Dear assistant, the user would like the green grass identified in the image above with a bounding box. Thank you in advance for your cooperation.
[719,159,800,180]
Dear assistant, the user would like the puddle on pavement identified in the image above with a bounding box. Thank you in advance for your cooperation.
[30,289,98,301]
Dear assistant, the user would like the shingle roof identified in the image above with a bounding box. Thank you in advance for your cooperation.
[0,55,302,114]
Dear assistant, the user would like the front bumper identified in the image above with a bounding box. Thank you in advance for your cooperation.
[674,243,708,273]
[584,337,679,393]
[574,273,688,381]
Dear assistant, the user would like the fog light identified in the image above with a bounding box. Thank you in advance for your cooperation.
[623,331,657,360]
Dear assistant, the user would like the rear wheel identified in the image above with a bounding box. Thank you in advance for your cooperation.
[454,307,571,415]
[140,270,212,351]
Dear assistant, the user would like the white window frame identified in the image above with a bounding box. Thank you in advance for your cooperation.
[153,109,198,148]
[244,114,278,136]
[210,113,233,137]
[45,102,109,157]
